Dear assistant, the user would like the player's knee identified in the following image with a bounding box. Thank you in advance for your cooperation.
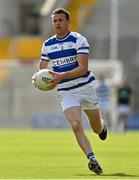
[70,120,82,132]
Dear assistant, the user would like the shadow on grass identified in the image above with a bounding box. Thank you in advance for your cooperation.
[103,173,139,177]
[77,172,139,178]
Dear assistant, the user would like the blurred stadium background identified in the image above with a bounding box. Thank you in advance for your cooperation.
[0,0,139,130]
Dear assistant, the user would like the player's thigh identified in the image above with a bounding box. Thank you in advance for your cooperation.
[64,106,82,128]
[84,108,102,133]
[64,106,81,123]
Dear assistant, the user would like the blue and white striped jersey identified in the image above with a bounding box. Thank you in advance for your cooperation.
[41,32,95,92]
[96,81,111,105]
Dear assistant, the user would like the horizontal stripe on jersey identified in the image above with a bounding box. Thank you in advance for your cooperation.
[96,83,111,103]
[78,47,89,50]
[48,49,77,59]
[41,54,49,61]
[41,58,49,61]
[57,76,95,91]
[77,52,89,55]
[57,71,95,91]
[59,71,91,84]
[41,53,47,57]
[45,34,77,46]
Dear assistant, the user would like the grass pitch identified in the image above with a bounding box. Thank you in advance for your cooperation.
[0,129,139,179]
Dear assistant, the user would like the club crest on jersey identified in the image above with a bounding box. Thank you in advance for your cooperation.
[68,44,73,48]
[51,46,59,50]
[60,45,63,50]
[81,42,86,47]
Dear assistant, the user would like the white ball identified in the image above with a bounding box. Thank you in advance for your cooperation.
[33,69,53,91]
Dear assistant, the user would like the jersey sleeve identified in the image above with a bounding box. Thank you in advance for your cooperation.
[76,36,89,55]
[40,42,50,61]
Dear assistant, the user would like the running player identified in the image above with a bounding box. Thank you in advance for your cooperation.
[96,74,112,130]
[32,8,107,175]
[117,78,132,131]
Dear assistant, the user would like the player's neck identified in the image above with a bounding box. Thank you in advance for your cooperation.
[56,31,70,40]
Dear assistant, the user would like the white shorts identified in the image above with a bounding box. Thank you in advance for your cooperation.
[118,105,130,114]
[100,102,111,113]
[58,86,99,112]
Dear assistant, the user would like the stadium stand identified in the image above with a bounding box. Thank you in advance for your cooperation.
[13,37,43,60]
[0,38,13,59]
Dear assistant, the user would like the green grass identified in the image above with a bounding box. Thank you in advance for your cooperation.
[0,129,139,179]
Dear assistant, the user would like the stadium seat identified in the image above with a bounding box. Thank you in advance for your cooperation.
[0,38,12,59]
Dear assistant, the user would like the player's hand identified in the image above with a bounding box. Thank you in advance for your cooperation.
[46,82,57,90]
[46,72,64,90]
[32,73,37,87]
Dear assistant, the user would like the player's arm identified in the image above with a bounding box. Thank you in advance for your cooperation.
[38,59,49,70]
[49,54,88,87]
[37,41,50,70]
[62,54,88,78]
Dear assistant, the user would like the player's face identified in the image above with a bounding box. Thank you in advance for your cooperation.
[51,13,70,38]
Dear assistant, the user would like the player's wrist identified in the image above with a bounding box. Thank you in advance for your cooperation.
[60,72,66,78]
[60,72,70,79]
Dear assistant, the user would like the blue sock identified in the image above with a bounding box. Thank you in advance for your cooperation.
[87,152,96,161]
